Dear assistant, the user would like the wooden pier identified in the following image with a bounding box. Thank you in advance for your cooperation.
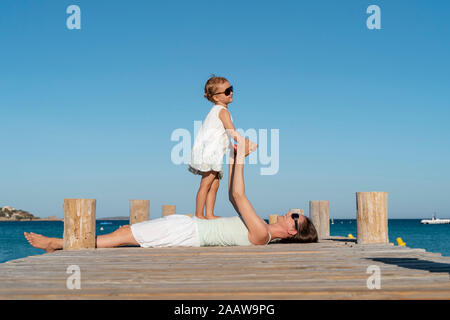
[1,237,449,299]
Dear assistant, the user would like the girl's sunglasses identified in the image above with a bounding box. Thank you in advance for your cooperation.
[213,86,233,96]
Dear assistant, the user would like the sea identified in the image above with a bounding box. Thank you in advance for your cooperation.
[0,219,449,264]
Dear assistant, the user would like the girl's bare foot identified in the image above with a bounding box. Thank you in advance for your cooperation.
[24,232,61,253]
[194,215,206,219]
[205,215,221,220]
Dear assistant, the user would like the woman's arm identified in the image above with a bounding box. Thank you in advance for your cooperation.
[228,149,269,245]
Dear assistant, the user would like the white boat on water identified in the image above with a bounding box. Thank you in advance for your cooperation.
[420,213,450,224]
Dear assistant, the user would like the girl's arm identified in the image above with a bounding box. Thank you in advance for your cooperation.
[219,109,257,153]
[229,149,269,245]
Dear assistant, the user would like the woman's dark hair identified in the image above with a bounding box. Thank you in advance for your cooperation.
[278,216,318,243]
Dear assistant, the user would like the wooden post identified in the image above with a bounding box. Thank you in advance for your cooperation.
[269,214,278,224]
[63,199,96,250]
[309,200,330,240]
[162,205,176,217]
[309,201,321,238]
[319,200,330,239]
[289,209,304,215]
[356,192,388,244]
[129,200,150,225]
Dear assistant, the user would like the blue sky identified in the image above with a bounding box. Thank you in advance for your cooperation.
[1,0,449,219]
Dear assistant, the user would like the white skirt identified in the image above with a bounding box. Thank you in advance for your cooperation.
[189,129,232,180]
[130,215,200,248]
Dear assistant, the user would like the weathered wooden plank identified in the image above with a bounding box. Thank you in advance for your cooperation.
[1,237,449,300]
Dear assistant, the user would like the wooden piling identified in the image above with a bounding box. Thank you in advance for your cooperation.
[268,214,278,224]
[309,201,321,237]
[309,200,330,240]
[162,205,176,217]
[319,201,330,239]
[129,200,150,225]
[356,192,388,244]
[63,199,96,250]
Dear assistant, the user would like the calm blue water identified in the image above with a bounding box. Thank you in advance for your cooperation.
[1,219,449,263]
[0,220,129,264]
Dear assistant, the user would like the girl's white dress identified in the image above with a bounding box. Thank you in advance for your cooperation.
[188,104,233,179]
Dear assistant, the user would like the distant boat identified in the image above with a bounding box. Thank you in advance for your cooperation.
[421,213,450,225]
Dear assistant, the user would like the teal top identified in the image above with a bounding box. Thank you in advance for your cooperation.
[195,216,253,246]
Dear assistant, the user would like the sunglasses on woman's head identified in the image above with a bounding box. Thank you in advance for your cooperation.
[213,86,233,96]
[291,213,299,231]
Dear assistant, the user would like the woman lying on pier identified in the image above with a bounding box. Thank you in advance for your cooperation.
[24,141,318,253]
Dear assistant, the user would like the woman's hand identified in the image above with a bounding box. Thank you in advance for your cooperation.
[248,140,258,153]
[232,139,258,158]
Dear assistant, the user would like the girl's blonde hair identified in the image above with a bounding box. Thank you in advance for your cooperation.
[204,75,229,103]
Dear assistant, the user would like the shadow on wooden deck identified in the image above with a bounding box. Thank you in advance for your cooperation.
[366,257,450,275]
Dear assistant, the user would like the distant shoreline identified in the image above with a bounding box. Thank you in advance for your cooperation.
[0,217,130,222]
[0,218,63,222]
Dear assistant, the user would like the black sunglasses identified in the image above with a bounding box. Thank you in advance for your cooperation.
[213,86,233,96]
[291,213,300,231]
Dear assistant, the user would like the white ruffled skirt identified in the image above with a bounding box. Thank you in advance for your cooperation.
[188,131,231,180]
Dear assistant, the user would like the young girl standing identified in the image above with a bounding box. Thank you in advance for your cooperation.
[189,75,257,219]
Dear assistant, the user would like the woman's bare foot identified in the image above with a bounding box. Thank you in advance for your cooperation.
[24,232,61,253]
[194,215,206,219]
[205,215,221,219]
